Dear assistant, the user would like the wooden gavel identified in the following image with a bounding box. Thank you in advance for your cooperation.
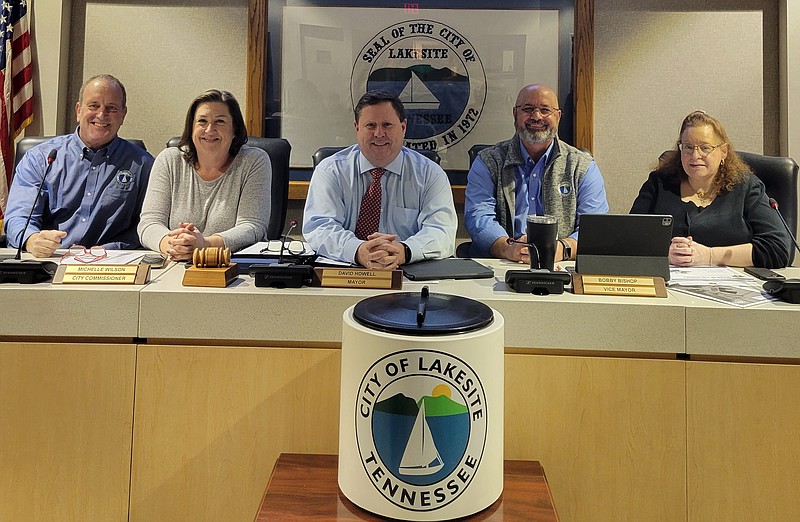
[192,247,231,268]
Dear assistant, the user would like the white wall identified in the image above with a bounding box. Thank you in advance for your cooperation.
[783,1,800,160]
[25,1,248,155]
[69,1,248,154]
[28,0,71,135]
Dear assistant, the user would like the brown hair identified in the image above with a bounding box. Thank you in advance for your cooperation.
[655,110,750,193]
[179,89,248,166]
[354,90,405,123]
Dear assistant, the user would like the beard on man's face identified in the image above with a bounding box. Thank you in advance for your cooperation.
[517,122,558,144]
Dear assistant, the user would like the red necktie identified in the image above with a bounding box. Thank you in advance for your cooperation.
[354,168,385,240]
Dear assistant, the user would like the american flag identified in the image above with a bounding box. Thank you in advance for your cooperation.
[0,0,33,219]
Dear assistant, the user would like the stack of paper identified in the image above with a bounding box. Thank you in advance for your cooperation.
[668,266,775,307]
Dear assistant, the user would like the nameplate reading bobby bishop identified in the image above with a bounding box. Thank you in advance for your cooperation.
[354,349,488,513]
[351,19,486,152]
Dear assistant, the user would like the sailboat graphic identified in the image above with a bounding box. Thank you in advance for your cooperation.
[399,72,440,110]
[398,401,444,476]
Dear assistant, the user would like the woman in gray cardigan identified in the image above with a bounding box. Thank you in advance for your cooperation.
[138,89,272,260]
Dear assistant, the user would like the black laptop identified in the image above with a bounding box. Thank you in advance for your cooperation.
[575,214,673,281]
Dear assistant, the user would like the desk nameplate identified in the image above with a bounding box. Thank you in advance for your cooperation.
[54,264,151,285]
[313,268,402,289]
[573,274,667,298]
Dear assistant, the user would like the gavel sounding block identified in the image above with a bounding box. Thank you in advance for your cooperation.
[183,247,238,287]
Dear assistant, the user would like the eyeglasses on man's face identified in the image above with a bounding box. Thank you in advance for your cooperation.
[514,105,560,117]
[678,142,725,156]
[62,245,108,263]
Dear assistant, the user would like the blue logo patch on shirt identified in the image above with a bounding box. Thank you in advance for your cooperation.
[116,170,134,186]
[559,182,572,196]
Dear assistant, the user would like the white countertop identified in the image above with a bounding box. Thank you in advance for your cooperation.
[3,250,799,358]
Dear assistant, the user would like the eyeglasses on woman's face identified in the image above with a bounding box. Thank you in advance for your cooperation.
[678,142,725,156]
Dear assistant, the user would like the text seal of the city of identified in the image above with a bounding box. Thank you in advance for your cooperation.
[351,19,486,152]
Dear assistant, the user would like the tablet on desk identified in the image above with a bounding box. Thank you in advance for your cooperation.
[576,214,673,281]
[402,258,494,281]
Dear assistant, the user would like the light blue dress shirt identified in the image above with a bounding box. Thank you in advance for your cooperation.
[464,140,608,257]
[3,130,154,250]
[302,145,457,264]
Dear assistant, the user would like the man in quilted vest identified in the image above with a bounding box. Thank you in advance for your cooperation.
[464,83,608,264]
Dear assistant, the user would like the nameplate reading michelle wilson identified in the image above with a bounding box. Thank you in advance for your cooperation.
[54,264,151,285]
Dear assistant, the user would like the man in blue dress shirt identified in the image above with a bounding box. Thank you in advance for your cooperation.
[303,90,457,269]
[464,83,608,264]
[3,74,154,257]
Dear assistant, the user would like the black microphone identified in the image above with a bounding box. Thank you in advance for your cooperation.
[761,198,800,303]
[768,198,800,257]
[0,148,59,283]
[250,219,314,288]
[14,148,58,260]
[278,219,298,264]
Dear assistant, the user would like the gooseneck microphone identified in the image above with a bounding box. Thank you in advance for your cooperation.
[761,198,800,303]
[768,198,800,258]
[278,219,298,264]
[0,148,59,283]
[249,218,314,288]
[14,148,58,260]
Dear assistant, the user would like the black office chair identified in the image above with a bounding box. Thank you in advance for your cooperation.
[311,146,441,167]
[311,146,345,168]
[468,144,492,166]
[167,136,291,240]
[455,241,473,258]
[456,144,495,257]
[660,149,799,264]
[14,136,147,171]
[738,151,798,238]
[740,151,799,265]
